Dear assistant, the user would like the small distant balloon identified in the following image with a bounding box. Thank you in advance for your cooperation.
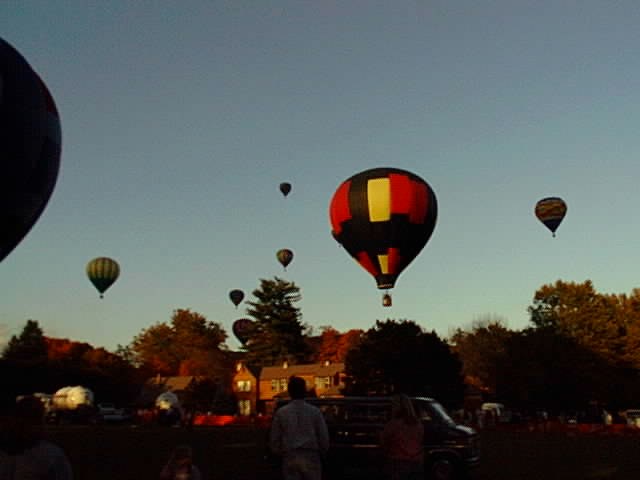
[277,248,294,270]
[229,289,244,308]
[0,38,62,262]
[535,197,567,237]
[86,257,120,299]
[232,318,255,344]
[279,182,292,197]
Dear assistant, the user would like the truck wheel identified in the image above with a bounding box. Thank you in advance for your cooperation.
[428,458,456,480]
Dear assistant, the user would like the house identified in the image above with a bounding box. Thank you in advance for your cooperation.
[259,361,346,414]
[231,362,260,416]
[231,360,346,415]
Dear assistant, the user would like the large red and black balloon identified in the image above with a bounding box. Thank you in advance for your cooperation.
[329,167,437,292]
[0,38,61,262]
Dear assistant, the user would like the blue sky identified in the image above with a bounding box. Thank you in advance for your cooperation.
[2,1,640,352]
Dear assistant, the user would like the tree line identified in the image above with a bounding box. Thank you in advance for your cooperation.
[4,277,639,413]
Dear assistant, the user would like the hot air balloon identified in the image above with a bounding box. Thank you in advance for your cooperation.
[329,167,437,305]
[232,318,255,344]
[229,289,244,308]
[279,182,292,197]
[277,249,294,270]
[535,197,567,237]
[86,257,120,298]
[0,38,62,262]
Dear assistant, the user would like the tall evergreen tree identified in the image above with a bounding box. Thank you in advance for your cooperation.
[244,277,310,367]
[2,319,47,363]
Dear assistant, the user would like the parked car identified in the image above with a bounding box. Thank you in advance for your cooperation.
[624,409,640,427]
[97,402,130,423]
[270,396,480,480]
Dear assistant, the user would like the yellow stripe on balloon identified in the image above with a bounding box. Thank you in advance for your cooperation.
[368,178,391,222]
[378,254,389,274]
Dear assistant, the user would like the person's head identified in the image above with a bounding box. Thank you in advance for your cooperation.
[0,395,46,455]
[171,445,193,466]
[287,376,306,400]
[391,394,418,424]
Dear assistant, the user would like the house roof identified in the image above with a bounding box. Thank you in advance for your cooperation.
[260,362,345,380]
[146,376,201,392]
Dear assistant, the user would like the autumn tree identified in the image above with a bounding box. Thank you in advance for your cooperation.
[243,277,310,368]
[345,319,464,408]
[528,280,640,368]
[312,326,363,363]
[130,308,229,378]
[449,316,512,395]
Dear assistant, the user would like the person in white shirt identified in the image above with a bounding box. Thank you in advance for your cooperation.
[269,376,329,480]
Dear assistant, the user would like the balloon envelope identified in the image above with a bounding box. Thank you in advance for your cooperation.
[329,167,437,290]
[86,257,120,298]
[232,318,254,344]
[229,289,244,307]
[277,249,294,269]
[279,182,292,197]
[535,197,567,236]
[0,38,61,262]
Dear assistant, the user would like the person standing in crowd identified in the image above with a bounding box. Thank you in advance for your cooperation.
[0,395,73,480]
[159,444,201,480]
[380,394,424,480]
[269,376,329,480]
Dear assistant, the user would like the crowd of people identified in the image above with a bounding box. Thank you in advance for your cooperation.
[2,382,429,480]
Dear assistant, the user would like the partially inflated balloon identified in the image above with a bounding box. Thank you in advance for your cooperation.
[329,167,437,297]
[277,249,293,270]
[229,289,244,308]
[535,197,567,237]
[86,257,120,298]
[232,318,255,344]
[0,38,61,262]
[279,183,291,197]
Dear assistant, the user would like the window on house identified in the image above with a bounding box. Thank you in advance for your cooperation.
[236,380,251,392]
[315,376,331,390]
[238,399,251,416]
[279,378,287,391]
[271,379,279,392]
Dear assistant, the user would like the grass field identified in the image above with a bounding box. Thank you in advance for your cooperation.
[45,425,640,480]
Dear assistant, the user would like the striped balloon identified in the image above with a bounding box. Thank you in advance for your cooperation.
[277,248,294,270]
[329,167,437,291]
[0,38,62,262]
[535,197,567,237]
[86,257,120,298]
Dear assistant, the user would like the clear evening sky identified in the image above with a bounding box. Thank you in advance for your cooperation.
[2,1,640,351]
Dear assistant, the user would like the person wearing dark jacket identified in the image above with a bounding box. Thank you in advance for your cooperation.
[0,395,73,480]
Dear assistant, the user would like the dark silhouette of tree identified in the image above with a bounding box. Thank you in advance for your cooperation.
[244,277,310,368]
[496,327,640,413]
[2,319,47,363]
[345,319,464,408]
